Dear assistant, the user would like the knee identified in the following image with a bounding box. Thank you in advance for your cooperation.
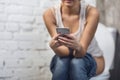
[53,56,70,71]
[70,58,88,80]
[57,57,70,65]
[70,58,85,68]
[70,58,86,75]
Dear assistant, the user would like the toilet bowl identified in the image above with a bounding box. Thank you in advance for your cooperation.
[90,23,116,80]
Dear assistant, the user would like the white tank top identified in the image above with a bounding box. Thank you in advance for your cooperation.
[51,0,103,57]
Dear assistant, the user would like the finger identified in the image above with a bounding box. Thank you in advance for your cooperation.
[64,34,75,39]
[58,36,74,43]
[55,42,60,47]
[54,40,61,47]
[52,34,60,40]
[58,38,73,47]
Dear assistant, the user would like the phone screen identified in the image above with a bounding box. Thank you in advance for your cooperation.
[56,28,70,34]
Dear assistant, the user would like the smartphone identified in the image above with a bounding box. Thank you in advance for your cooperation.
[56,27,70,35]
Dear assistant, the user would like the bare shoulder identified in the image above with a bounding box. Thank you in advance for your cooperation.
[85,5,100,29]
[43,8,52,18]
[43,8,56,23]
[86,5,100,19]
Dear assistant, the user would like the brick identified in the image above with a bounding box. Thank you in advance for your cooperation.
[14,67,46,80]
[7,0,39,7]
[20,23,33,32]
[34,7,45,16]
[0,0,7,4]
[0,60,4,68]
[13,50,39,59]
[0,49,7,54]
[5,51,41,68]
[0,41,17,50]
[32,41,46,50]
[22,0,40,6]
[18,41,46,50]
[18,41,33,50]
[6,23,19,32]
[0,50,10,57]
[38,67,51,79]
[5,77,18,80]
[0,23,5,31]
[0,4,5,12]
[0,41,5,49]
[2,53,25,68]
[32,24,46,34]
[14,32,46,41]
[5,5,34,15]
[0,32,12,40]
[39,49,55,65]
[41,0,56,9]
[0,14,7,22]
[8,15,34,23]
[35,16,44,24]
[0,69,13,78]
[5,41,18,50]
[5,58,33,68]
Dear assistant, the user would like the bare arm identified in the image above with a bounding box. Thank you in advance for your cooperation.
[76,6,100,57]
[43,8,70,57]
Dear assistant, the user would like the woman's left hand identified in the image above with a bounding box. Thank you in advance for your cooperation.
[58,34,81,51]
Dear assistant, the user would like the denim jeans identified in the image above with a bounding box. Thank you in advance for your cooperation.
[50,50,97,80]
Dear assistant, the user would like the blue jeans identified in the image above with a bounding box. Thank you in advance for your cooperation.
[50,50,97,80]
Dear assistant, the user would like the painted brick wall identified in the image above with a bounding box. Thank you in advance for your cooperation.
[0,0,95,80]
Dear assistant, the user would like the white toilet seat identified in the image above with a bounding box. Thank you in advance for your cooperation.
[90,23,116,80]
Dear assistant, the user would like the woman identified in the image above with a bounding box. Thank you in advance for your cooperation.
[43,0,105,80]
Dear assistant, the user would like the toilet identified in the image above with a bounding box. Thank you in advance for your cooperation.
[90,23,116,80]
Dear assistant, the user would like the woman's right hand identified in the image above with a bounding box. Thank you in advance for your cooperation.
[49,34,62,49]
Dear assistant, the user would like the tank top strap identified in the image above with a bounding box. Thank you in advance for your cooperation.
[51,4,63,28]
[79,0,88,36]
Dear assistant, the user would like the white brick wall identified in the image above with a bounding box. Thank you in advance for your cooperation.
[0,0,95,80]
